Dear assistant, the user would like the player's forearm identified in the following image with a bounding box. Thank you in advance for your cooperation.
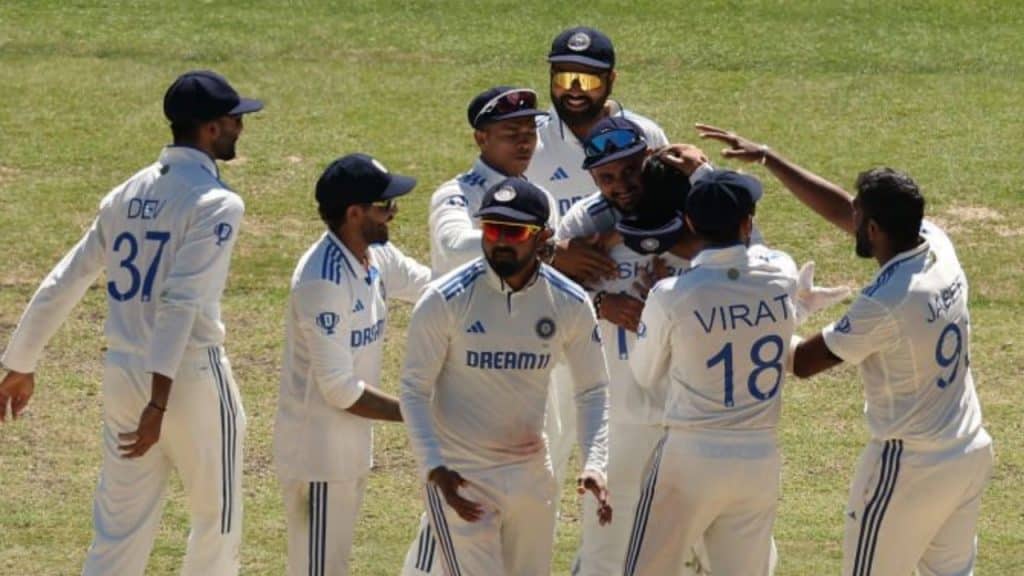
[575,383,610,473]
[345,385,402,422]
[400,380,446,479]
[763,150,856,235]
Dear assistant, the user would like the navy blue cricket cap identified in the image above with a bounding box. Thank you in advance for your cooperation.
[475,178,550,226]
[685,170,763,236]
[548,26,615,70]
[467,86,547,129]
[163,70,263,125]
[582,117,647,170]
[315,153,417,218]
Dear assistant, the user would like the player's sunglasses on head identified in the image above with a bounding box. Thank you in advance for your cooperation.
[551,71,604,91]
[368,199,398,211]
[480,220,542,244]
[474,89,538,125]
[584,129,645,160]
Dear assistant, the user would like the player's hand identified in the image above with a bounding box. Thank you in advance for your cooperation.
[598,292,646,332]
[632,256,669,301]
[118,403,164,458]
[577,469,612,526]
[794,261,851,324]
[0,370,35,423]
[553,235,617,285]
[694,123,771,164]
[429,466,483,523]
[655,143,709,176]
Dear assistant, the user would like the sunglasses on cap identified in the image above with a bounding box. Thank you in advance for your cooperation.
[551,71,604,91]
[480,220,542,244]
[474,89,539,125]
[584,128,645,161]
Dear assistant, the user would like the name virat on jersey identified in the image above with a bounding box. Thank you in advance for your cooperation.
[694,293,794,334]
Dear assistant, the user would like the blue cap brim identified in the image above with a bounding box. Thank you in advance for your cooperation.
[474,206,544,224]
[548,55,613,70]
[229,97,264,116]
[381,173,417,200]
[581,142,646,170]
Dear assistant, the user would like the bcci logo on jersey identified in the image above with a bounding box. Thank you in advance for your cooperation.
[214,222,233,246]
[535,317,556,340]
[316,312,339,335]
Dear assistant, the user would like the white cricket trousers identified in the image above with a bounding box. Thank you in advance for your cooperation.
[401,374,572,576]
[574,421,713,576]
[424,459,558,576]
[281,476,368,576]
[82,347,245,576]
[623,429,779,576]
[841,438,993,576]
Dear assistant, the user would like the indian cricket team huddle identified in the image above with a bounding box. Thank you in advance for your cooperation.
[0,24,994,576]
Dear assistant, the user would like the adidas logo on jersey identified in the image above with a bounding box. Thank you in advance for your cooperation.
[549,167,569,181]
[466,320,486,334]
[352,299,365,313]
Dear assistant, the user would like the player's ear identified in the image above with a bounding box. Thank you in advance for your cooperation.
[473,128,488,150]
[344,204,363,225]
[537,227,553,243]
[605,70,617,94]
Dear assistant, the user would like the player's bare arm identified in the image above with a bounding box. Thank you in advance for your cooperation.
[346,385,403,422]
[791,332,844,379]
[0,370,35,422]
[695,123,857,234]
[428,466,483,523]
[118,372,171,458]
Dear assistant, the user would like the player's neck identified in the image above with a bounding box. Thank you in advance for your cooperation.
[172,140,218,163]
[875,236,924,268]
[335,227,371,268]
[500,259,540,292]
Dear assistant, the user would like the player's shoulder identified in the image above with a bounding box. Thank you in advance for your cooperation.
[430,175,471,208]
[430,258,488,302]
[538,264,588,304]
[295,233,357,288]
[748,244,798,278]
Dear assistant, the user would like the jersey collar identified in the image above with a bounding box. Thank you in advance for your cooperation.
[482,258,542,295]
[868,237,930,288]
[691,243,749,268]
[325,229,378,282]
[470,156,511,189]
[159,145,220,180]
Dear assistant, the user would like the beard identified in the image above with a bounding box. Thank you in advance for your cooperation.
[855,223,873,258]
[361,219,389,245]
[486,247,532,278]
[212,134,237,161]
[552,91,606,127]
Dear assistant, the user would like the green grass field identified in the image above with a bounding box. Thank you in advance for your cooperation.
[1,1,1022,574]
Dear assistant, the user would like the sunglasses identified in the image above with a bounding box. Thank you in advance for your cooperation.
[368,198,398,211]
[480,220,542,244]
[474,89,538,125]
[583,128,645,161]
[551,71,604,91]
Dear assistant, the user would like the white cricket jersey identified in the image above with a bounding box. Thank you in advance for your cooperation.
[525,104,669,219]
[429,156,558,275]
[595,244,690,425]
[400,259,610,479]
[2,146,243,378]
[274,232,431,481]
[633,244,799,432]
[822,221,989,454]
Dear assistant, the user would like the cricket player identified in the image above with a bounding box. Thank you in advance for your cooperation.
[698,125,994,576]
[401,178,611,575]
[404,85,556,575]
[561,121,715,575]
[274,153,432,576]
[0,70,261,575]
[623,170,802,576]
[524,27,670,487]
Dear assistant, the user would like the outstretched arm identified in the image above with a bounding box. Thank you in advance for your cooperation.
[695,123,856,235]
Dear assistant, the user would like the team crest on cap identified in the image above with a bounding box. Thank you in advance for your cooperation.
[371,158,388,173]
[494,187,517,202]
[536,317,556,340]
[567,32,591,52]
[640,238,660,252]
